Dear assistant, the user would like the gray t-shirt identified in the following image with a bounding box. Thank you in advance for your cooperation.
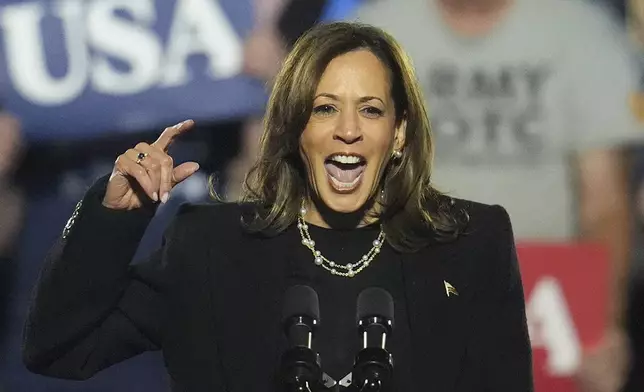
[356,0,643,239]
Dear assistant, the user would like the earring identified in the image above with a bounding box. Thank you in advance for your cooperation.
[393,150,403,159]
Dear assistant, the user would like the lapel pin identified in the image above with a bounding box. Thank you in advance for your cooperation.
[444,281,458,297]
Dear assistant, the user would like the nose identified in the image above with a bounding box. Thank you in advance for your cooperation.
[333,110,363,144]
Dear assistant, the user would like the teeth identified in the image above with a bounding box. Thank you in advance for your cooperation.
[330,155,363,164]
[329,172,363,189]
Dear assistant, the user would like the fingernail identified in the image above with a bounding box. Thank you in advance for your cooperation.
[153,192,158,202]
[161,193,169,204]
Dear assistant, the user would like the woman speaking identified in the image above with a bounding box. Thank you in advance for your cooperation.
[22,22,533,391]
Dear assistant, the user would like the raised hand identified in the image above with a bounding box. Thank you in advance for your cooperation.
[102,120,200,210]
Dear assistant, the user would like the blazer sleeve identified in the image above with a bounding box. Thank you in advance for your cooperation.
[471,206,534,391]
[22,175,166,380]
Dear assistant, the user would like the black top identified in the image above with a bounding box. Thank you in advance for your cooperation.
[22,175,534,392]
[289,223,413,386]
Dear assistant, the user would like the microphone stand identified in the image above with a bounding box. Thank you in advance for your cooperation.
[350,315,394,392]
[280,345,322,392]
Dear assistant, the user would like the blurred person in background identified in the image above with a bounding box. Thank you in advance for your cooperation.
[0,111,24,362]
[224,0,329,200]
[356,0,643,391]
[627,0,644,48]
[624,1,644,390]
[627,146,644,391]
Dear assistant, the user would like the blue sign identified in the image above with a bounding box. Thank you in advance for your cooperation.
[0,0,267,141]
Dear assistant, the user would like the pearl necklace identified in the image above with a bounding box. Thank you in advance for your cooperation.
[297,206,385,278]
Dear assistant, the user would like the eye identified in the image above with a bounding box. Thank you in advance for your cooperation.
[361,106,384,118]
[312,104,337,116]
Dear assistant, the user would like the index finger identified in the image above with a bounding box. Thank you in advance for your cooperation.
[152,119,195,151]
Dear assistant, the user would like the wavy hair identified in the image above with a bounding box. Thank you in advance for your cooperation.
[238,22,468,252]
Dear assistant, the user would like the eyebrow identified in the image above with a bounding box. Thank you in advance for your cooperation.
[315,93,385,105]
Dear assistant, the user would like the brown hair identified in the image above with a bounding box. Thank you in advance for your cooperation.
[238,22,468,252]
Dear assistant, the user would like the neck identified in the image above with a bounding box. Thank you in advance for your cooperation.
[436,0,514,36]
[302,197,382,229]
[438,0,510,13]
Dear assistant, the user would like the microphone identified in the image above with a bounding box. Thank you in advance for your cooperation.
[279,285,323,391]
[351,287,394,392]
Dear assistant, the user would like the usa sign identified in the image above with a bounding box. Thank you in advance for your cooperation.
[0,0,262,141]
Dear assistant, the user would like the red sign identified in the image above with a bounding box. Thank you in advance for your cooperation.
[517,243,610,392]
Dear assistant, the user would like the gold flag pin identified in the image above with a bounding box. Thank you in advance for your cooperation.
[444,281,458,297]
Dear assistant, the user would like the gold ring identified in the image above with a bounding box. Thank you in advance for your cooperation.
[135,152,148,164]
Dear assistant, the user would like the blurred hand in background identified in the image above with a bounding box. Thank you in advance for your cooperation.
[576,327,631,392]
[0,112,24,254]
[242,25,287,84]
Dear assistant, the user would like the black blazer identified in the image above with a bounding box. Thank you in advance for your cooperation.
[23,177,533,391]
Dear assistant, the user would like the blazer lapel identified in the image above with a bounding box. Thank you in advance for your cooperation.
[401,242,472,391]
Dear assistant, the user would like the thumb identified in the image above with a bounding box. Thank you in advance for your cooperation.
[172,162,200,185]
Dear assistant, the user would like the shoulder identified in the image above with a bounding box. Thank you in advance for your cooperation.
[452,197,511,236]
[437,196,515,266]
[540,0,629,45]
[556,0,622,25]
[163,202,254,242]
[446,198,520,287]
[530,0,617,23]
[431,194,512,243]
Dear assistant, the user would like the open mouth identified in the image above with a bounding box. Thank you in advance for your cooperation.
[324,154,367,192]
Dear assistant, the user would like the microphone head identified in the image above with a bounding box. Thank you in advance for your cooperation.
[357,287,394,324]
[282,285,320,323]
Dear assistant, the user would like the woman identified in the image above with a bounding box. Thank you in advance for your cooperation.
[22,22,533,391]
